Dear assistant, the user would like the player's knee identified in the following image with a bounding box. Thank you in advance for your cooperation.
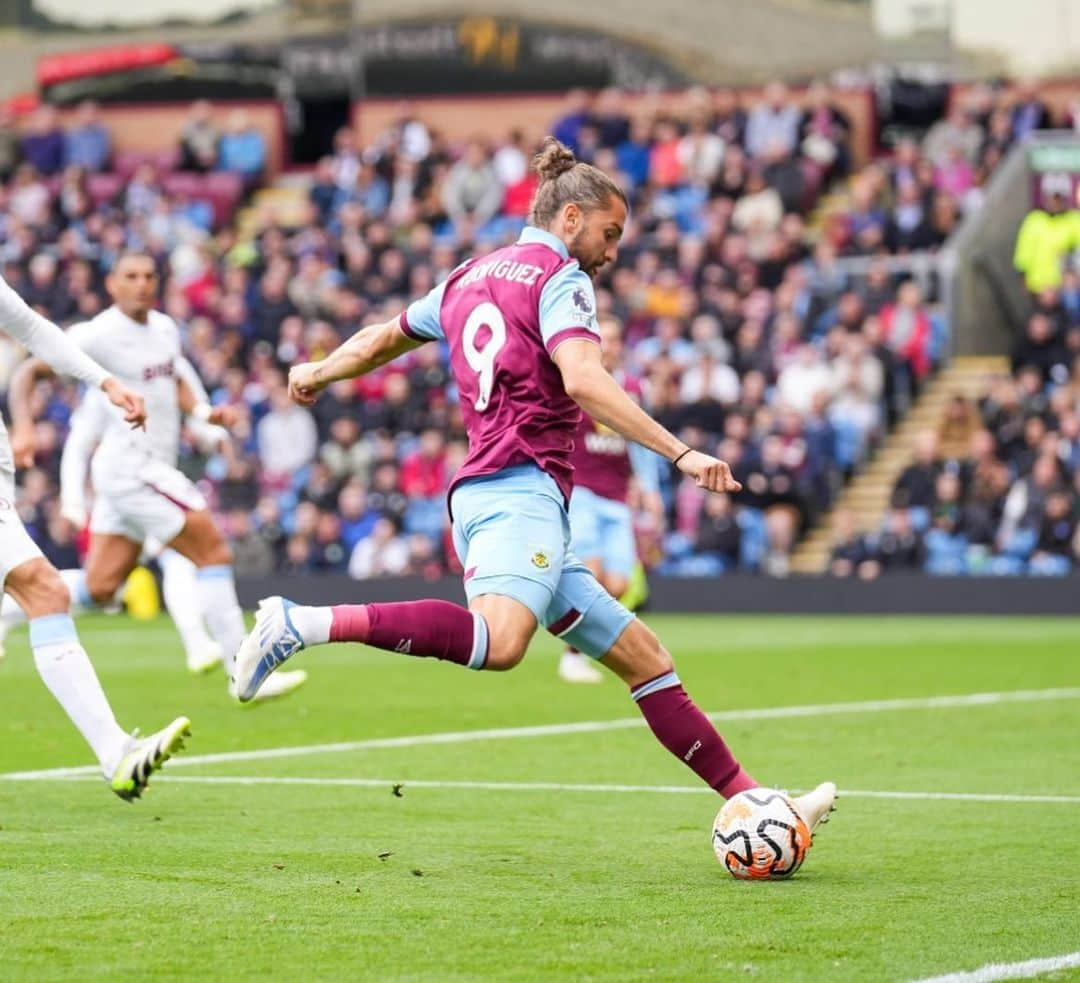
[85,569,122,606]
[484,637,528,671]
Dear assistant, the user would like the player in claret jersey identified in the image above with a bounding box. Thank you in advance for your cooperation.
[559,313,662,684]
[235,138,836,830]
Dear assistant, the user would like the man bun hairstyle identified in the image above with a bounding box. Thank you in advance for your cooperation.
[528,136,627,227]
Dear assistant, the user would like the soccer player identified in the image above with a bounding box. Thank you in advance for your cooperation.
[1,375,227,675]
[7,252,307,702]
[235,138,836,829]
[559,313,662,684]
[0,272,190,799]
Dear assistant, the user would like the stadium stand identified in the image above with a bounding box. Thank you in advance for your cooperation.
[1,82,1076,579]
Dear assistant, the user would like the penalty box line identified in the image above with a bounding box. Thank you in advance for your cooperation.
[1,686,1079,782]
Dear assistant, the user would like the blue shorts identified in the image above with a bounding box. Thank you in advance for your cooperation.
[450,464,635,660]
[568,485,636,578]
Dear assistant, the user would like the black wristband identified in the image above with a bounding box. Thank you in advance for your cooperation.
[672,447,691,466]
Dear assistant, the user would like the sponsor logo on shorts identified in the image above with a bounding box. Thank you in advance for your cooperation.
[531,550,550,570]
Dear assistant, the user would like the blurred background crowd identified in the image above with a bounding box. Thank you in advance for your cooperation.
[1,77,1079,579]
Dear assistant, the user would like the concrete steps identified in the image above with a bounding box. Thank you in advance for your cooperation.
[788,355,1010,574]
[235,184,310,241]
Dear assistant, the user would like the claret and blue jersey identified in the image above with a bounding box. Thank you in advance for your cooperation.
[397,226,633,656]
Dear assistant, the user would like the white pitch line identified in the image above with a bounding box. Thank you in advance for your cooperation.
[1,686,1078,782]
[909,951,1080,983]
[10,773,1080,805]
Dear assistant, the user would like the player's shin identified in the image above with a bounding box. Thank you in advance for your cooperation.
[631,673,758,798]
[160,551,216,668]
[195,565,245,673]
[29,614,129,775]
[290,600,489,668]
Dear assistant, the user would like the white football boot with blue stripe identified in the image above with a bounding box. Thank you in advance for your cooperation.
[232,596,308,703]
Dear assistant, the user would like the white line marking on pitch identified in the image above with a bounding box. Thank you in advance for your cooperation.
[909,950,1080,983]
[8,773,1080,805]
[1,686,1078,782]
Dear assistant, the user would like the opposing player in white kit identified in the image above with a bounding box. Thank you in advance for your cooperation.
[0,271,190,799]
[8,252,307,702]
[0,375,227,675]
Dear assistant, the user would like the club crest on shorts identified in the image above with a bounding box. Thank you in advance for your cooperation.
[531,549,550,570]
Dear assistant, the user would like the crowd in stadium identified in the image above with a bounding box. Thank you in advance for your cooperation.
[0,79,1077,578]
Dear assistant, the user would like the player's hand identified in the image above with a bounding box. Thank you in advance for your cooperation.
[675,450,742,494]
[288,361,328,407]
[10,419,36,469]
[101,377,147,429]
[208,404,241,430]
[59,502,88,531]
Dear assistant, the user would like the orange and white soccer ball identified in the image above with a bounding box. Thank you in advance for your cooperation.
[712,788,812,880]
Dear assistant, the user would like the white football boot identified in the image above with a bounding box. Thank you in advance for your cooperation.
[558,651,604,684]
[186,641,224,676]
[791,781,838,832]
[109,716,191,801]
[231,596,308,703]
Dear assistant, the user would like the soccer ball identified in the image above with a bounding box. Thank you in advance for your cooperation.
[712,787,812,880]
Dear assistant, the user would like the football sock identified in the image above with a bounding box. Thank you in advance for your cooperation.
[631,672,757,798]
[29,614,129,776]
[0,568,92,626]
[159,550,214,661]
[293,600,489,669]
[195,565,245,675]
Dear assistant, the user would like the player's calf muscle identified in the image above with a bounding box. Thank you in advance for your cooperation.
[601,619,673,687]
[5,560,71,617]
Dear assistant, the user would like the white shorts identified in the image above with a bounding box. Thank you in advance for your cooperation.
[0,466,45,586]
[91,462,207,546]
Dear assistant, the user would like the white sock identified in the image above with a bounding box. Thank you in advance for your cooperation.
[1,568,92,627]
[196,565,245,674]
[288,605,333,646]
[159,550,214,661]
[30,614,129,776]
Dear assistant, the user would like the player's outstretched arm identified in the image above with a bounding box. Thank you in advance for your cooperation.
[9,358,146,469]
[553,338,742,494]
[287,316,421,406]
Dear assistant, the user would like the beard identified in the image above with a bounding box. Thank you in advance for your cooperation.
[568,228,604,278]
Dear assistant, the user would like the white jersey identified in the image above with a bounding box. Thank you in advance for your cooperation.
[67,306,184,492]
[0,272,110,474]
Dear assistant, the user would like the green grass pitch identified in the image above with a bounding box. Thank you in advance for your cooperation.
[1,613,1078,981]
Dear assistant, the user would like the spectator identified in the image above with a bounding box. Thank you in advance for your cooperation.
[400,428,447,499]
[777,344,831,415]
[798,81,852,179]
[924,104,983,167]
[228,508,275,576]
[694,494,742,569]
[879,280,932,383]
[551,89,593,154]
[873,507,926,572]
[20,105,64,177]
[63,101,111,172]
[828,508,874,579]
[892,430,942,511]
[442,139,503,237]
[745,82,801,161]
[1010,81,1053,141]
[256,386,318,487]
[349,517,410,579]
[179,100,219,172]
[1013,173,1080,295]
[1011,312,1068,383]
[218,110,266,182]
